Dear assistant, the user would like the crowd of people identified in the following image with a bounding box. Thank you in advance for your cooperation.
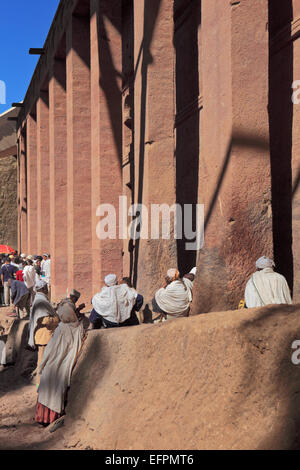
[0,250,293,431]
[0,252,51,317]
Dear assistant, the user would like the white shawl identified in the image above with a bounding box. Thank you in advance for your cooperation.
[38,321,84,414]
[0,339,6,365]
[155,278,194,315]
[245,268,292,308]
[92,284,138,324]
[28,292,56,349]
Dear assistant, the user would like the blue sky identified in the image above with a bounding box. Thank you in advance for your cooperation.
[0,0,60,115]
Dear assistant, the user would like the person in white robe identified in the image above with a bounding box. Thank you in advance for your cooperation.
[245,256,292,308]
[28,280,57,350]
[43,257,51,285]
[0,327,6,366]
[153,267,197,321]
[89,274,139,328]
[28,280,59,385]
[35,300,84,425]
[23,259,36,305]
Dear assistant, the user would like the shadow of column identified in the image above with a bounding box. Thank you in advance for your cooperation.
[132,0,162,287]
[269,0,294,293]
[174,0,201,275]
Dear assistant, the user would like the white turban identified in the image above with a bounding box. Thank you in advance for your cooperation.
[20,254,26,259]
[256,256,275,270]
[104,274,118,287]
[167,269,180,281]
[190,267,197,276]
[35,279,47,291]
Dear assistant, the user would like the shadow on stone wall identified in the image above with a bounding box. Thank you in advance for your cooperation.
[132,0,163,288]
[174,0,201,276]
[269,0,294,295]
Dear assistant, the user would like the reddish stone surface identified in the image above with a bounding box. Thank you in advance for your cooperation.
[26,113,38,255]
[133,0,178,309]
[19,132,27,254]
[192,0,273,314]
[41,305,300,449]
[49,57,68,302]
[15,0,300,312]
[66,13,92,305]
[90,0,123,295]
[36,91,50,254]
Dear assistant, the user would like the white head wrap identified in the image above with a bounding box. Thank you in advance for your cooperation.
[104,274,118,287]
[20,254,26,259]
[167,269,180,281]
[35,279,47,291]
[256,256,275,270]
[190,267,197,276]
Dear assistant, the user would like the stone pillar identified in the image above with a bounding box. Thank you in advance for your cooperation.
[90,0,123,295]
[49,57,68,302]
[17,137,21,254]
[133,0,177,312]
[121,0,134,281]
[19,129,28,255]
[26,112,38,256]
[268,1,296,300]
[66,13,92,304]
[292,2,300,302]
[36,91,50,254]
[192,0,273,313]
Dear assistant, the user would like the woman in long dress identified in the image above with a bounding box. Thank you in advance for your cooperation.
[35,301,84,426]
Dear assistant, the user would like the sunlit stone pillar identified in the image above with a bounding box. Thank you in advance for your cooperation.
[66,12,92,304]
[36,90,50,254]
[49,56,68,302]
[90,0,123,295]
[26,112,38,255]
[133,0,177,313]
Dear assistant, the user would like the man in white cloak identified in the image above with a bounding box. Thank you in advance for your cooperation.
[89,274,139,329]
[28,280,57,350]
[23,259,36,306]
[0,327,6,366]
[35,299,84,425]
[245,256,292,308]
[153,267,197,321]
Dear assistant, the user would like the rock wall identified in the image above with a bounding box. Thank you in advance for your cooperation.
[56,305,300,450]
[0,156,17,250]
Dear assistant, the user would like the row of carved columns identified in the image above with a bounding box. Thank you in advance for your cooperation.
[17,0,284,312]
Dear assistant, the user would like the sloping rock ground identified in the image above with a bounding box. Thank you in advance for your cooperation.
[1,305,300,450]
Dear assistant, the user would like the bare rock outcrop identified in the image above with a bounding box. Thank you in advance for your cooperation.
[56,304,300,450]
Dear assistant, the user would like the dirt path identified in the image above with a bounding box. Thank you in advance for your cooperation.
[0,306,57,450]
[0,306,92,450]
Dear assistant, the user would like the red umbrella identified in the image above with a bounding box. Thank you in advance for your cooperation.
[0,245,15,254]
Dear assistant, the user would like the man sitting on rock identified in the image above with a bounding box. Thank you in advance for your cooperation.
[119,278,144,326]
[245,256,292,308]
[35,299,84,427]
[89,274,141,329]
[57,289,85,322]
[152,267,197,322]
